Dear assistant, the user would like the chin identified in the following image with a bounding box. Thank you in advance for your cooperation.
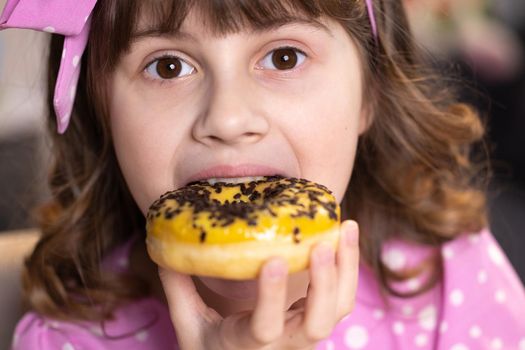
[197,276,260,300]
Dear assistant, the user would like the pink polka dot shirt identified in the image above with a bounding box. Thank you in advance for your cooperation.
[11,229,525,349]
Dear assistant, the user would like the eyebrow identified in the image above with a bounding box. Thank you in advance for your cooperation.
[131,18,333,43]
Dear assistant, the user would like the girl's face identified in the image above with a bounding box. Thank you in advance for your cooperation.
[110,11,368,215]
[109,9,368,299]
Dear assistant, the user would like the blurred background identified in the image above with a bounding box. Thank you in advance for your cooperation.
[0,21,48,233]
[404,0,525,284]
[0,0,524,284]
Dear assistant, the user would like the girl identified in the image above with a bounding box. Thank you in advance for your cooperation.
[2,0,525,349]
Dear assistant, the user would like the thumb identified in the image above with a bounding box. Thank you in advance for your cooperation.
[158,267,211,344]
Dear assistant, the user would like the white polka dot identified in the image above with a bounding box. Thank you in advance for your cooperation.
[70,85,77,102]
[519,338,525,350]
[450,344,469,350]
[90,326,103,336]
[491,337,503,349]
[43,26,55,33]
[135,330,149,342]
[478,270,488,284]
[440,321,448,333]
[442,246,454,259]
[325,340,335,350]
[373,309,384,320]
[406,277,421,291]
[418,305,437,331]
[382,248,407,271]
[495,289,506,304]
[62,343,75,350]
[415,333,428,347]
[118,257,129,267]
[488,243,504,266]
[72,55,80,67]
[468,233,480,244]
[469,325,482,338]
[62,48,67,60]
[60,111,71,123]
[450,289,464,306]
[402,305,414,316]
[393,321,405,335]
[85,15,89,22]
[11,333,19,347]
[344,325,369,349]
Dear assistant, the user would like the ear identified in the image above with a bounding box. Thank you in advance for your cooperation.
[357,104,374,135]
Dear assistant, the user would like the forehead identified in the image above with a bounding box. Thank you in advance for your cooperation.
[132,0,333,40]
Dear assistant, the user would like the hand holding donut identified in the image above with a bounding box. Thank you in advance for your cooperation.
[159,220,360,350]
[146,177,360,349]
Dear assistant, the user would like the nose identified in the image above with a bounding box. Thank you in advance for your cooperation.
[192,75,270,146]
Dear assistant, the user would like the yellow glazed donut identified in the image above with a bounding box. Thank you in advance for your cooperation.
[146,176,341,279]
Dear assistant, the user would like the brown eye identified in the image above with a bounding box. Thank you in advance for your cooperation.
[145,55,195,80]
[156,57,182,78]
[260,47,307,71]
[272,48,298,70]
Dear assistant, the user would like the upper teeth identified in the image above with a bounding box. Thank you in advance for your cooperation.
[206,176,264,185]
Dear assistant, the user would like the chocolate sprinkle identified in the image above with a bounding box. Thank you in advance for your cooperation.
[147,176,340,241]
[293,227,301,243]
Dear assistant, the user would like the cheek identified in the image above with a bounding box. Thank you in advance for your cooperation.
[109,81,187,214]
[280,79,362,202]
[298,111,360,201]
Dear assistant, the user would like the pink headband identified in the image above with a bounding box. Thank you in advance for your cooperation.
[366,0,378,38]
[0,0,377,134]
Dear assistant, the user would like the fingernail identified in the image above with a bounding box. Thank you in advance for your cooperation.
[315,244,334,265]
[344,221,359,246]
[264,259,286,281]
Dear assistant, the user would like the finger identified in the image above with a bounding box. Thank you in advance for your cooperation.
[336,220,360,320]
[158,268,214,342]
[219,258,288,348]
[252,258,289,343]
[302,242,338,341]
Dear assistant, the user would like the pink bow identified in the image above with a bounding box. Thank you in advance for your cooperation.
[0,0,97,134]
[1,0,376,134]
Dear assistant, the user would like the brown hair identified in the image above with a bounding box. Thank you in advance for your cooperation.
[22,0,489,321]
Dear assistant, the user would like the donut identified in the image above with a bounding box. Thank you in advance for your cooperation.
[146,176,341,279]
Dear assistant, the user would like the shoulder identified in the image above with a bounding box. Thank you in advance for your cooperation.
[440,228,524,299]
[438,228,525,349]
[11,312,93,350]
[11,298,178,350]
